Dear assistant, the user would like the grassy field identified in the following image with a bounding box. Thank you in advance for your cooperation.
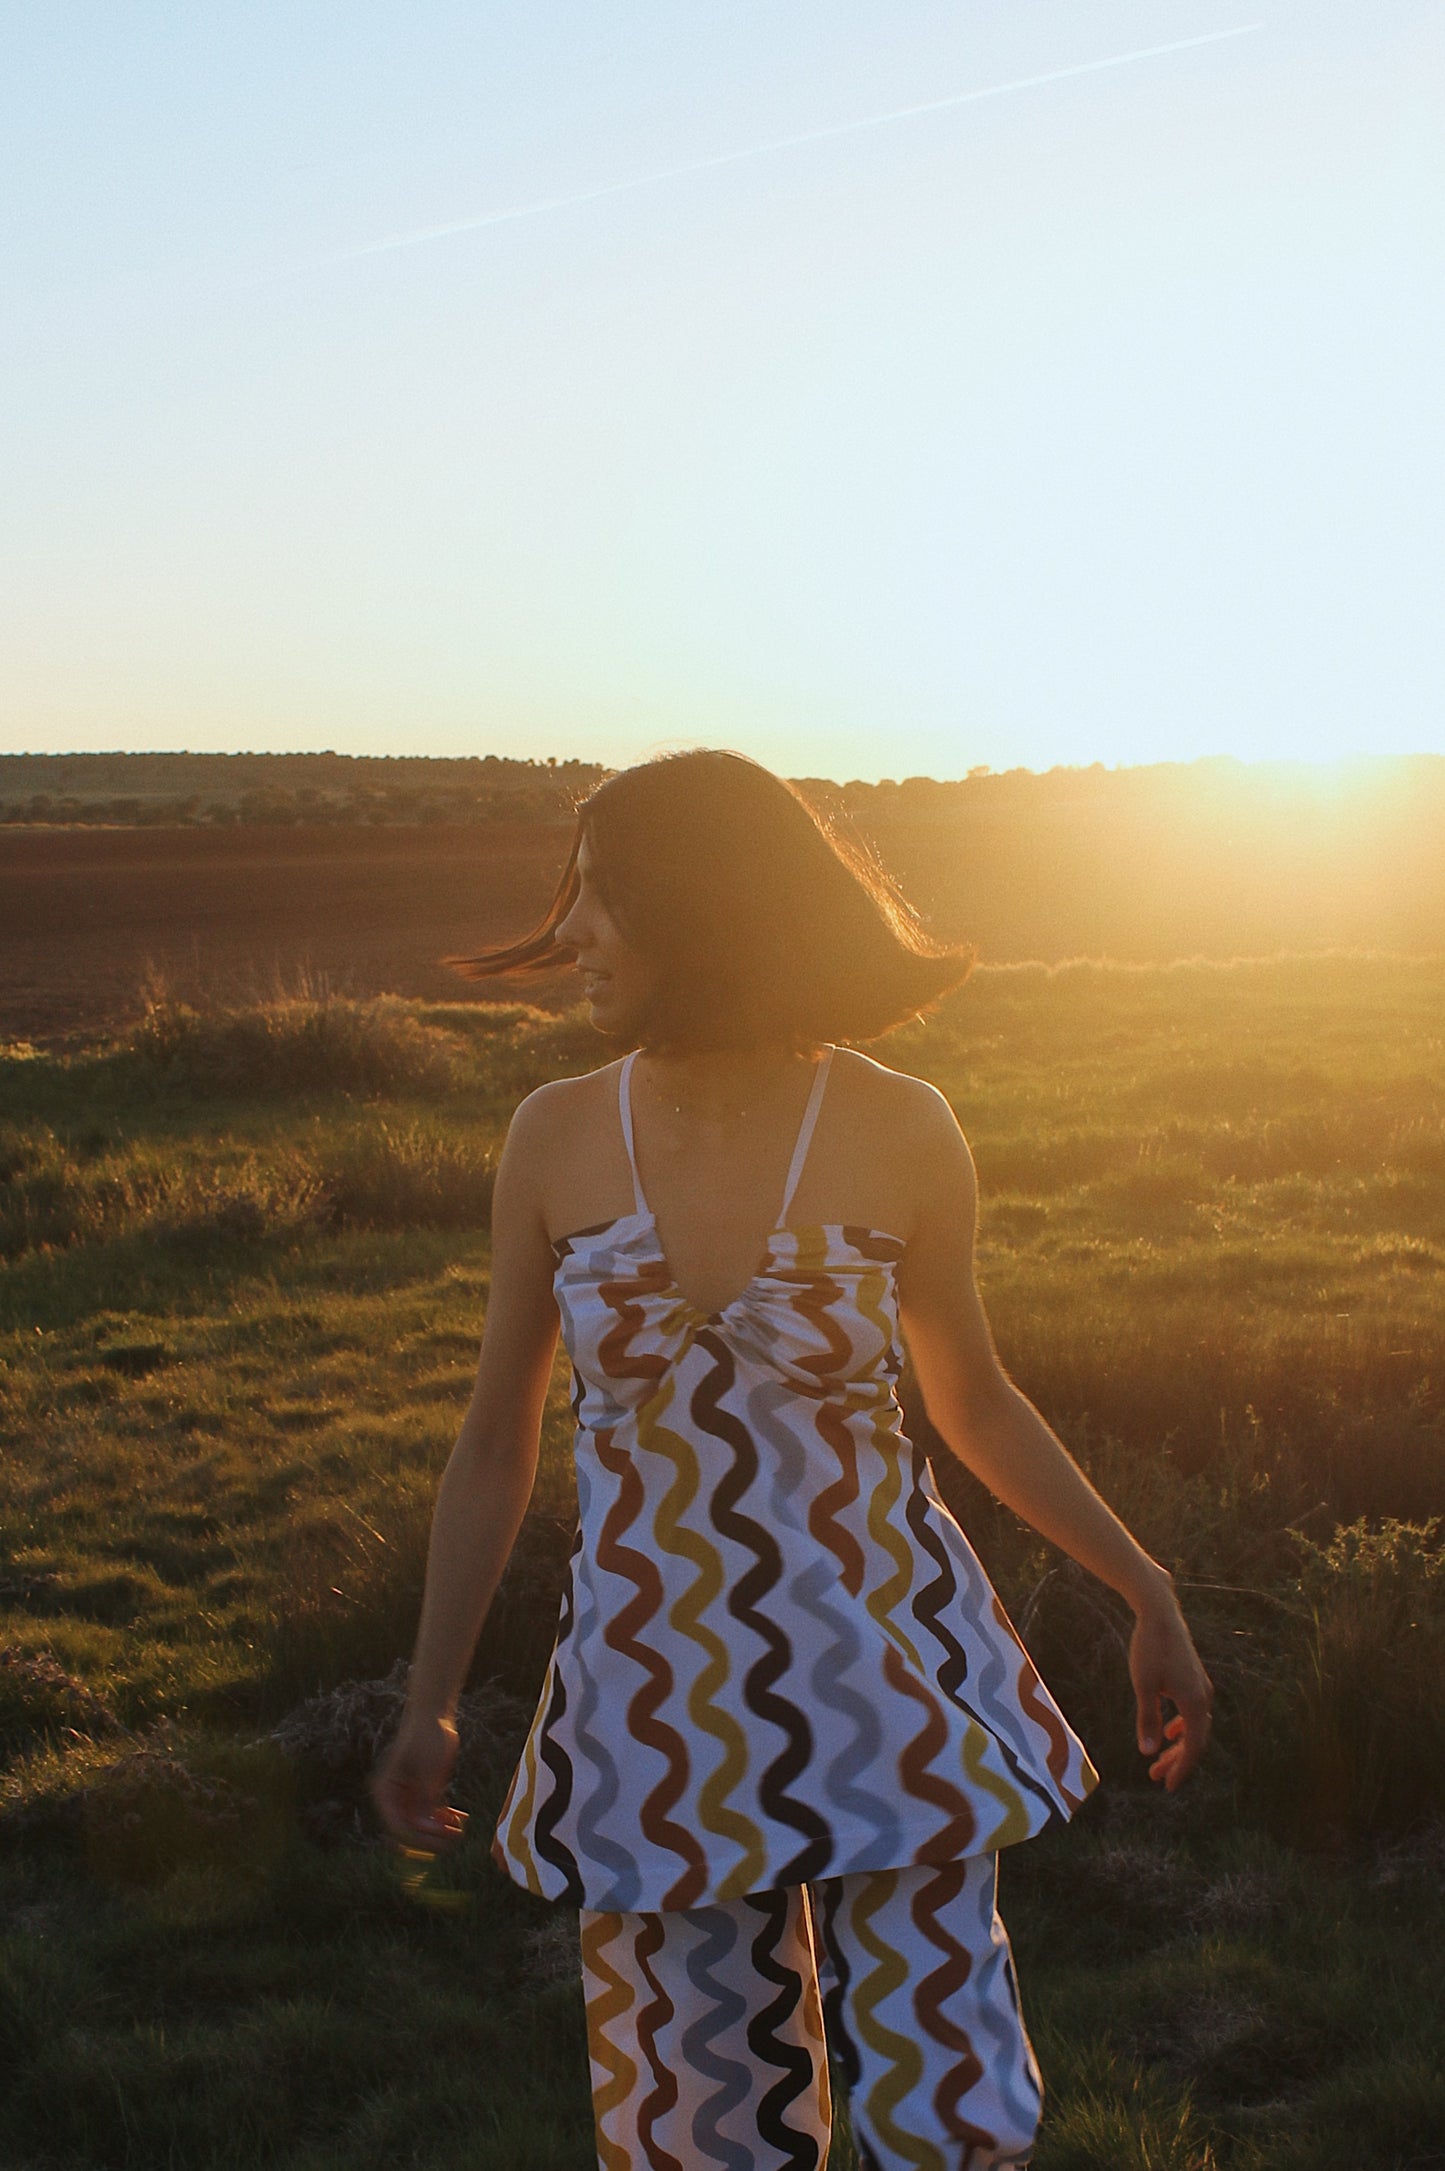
[2,956,1442,2169]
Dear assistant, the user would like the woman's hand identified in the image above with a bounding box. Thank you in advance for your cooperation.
[370,1709,469,1850]
[1128,1582,1214,1791]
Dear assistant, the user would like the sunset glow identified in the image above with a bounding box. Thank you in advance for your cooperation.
[3,2,1441,777]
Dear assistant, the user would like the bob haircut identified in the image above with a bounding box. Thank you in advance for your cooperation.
[448,750,973,1052]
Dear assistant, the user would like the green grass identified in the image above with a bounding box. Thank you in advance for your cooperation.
[2,959,1443,2168]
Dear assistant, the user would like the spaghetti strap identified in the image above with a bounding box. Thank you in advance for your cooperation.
[779,1047,834,1222]
[623,1045,832,1225]
[617,1052,646,1216]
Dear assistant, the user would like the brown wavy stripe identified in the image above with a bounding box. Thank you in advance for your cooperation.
[598,1264,673,1386]
[907,1865,997,2156]
[594,1425,710,1908]
[633,1914,686,2171]
[842,1225,907,1264]
[808,1395,867,1596]
[990,1594,1079,1801]
[784,1264,855,1393]
[884,1645,979,1861]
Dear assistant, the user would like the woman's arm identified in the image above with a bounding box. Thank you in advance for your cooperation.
[897,1086,1213,1791]
[370,1092,562,1846]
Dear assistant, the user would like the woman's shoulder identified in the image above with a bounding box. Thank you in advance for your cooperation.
[505,1058,624,1153]
[832,1045,959,1138]
[830,1051,974,1244]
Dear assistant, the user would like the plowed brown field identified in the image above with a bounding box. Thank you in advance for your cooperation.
[8,790,1441,1044]
[0,823,575,1042]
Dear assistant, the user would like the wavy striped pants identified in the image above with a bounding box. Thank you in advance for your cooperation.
[580,1855,1041,2170]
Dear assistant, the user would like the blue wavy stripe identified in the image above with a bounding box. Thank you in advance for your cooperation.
[744,1379,903,1867]
[742,1893,829,2170]
[801,1556,905,1866]
[960,1870,1044,2152]
[563,1467,641,1908]
[693,1330,833,1885]
[679,1907,753,2170]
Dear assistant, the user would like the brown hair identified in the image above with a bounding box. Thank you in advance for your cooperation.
[447,750,972,1050]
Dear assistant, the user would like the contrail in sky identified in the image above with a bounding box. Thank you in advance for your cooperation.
[329,22,1264,267]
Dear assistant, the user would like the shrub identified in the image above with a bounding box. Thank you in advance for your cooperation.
[1272,1517,1445,1844]
[152,1156,329,1248]
[124,989,465,1098]
[0,1122,489,1261]
[314,1123,496,1232]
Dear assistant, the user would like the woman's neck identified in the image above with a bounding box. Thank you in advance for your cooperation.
[636,1043,816,1125]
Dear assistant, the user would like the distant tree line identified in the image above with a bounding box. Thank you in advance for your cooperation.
[0,752,605,828]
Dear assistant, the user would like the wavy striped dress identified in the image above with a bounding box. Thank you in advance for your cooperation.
[493,1049,1097,1912]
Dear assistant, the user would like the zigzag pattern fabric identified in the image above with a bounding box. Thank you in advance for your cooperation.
[494,1048,1096,1911]
[581,1857,1041,2170]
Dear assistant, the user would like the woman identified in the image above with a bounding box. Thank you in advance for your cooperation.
[372,750,1212,2171]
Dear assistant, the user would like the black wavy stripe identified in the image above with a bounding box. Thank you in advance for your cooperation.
[903,1450,1060,1826]
[530,1527,586,1902]
[742,1893,829,2170]
[903,1453,970,1703]
[633,1915,686,2171]
[694,1329,833,1885]
[811,1878,861,2093]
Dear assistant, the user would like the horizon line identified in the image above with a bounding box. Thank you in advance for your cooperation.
[3,747,1437,784]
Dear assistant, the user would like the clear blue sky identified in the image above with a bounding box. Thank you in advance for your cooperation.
[3,1,1441,779]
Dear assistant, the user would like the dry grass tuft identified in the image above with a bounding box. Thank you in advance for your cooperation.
[265,1658,529,1812]
[0,1647,121,1760]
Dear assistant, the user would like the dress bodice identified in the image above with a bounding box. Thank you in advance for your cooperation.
[554,1210,909,1429]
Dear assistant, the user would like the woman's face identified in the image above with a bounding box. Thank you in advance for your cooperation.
[556,836,656,1038]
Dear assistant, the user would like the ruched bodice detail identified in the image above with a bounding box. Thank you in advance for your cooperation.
[554,1212,908,1427]
[493,1054,1096,1912]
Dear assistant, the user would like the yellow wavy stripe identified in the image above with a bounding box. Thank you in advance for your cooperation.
[801,1893,835,2141]
[852,1256,892,1351]
[580,1911,641,2171]
[863,1403,926,1672]
[498,1655,554,1889]
[637,1391,766,1900]
[846,1871,940,2171]
[960,1720,1034,1850]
